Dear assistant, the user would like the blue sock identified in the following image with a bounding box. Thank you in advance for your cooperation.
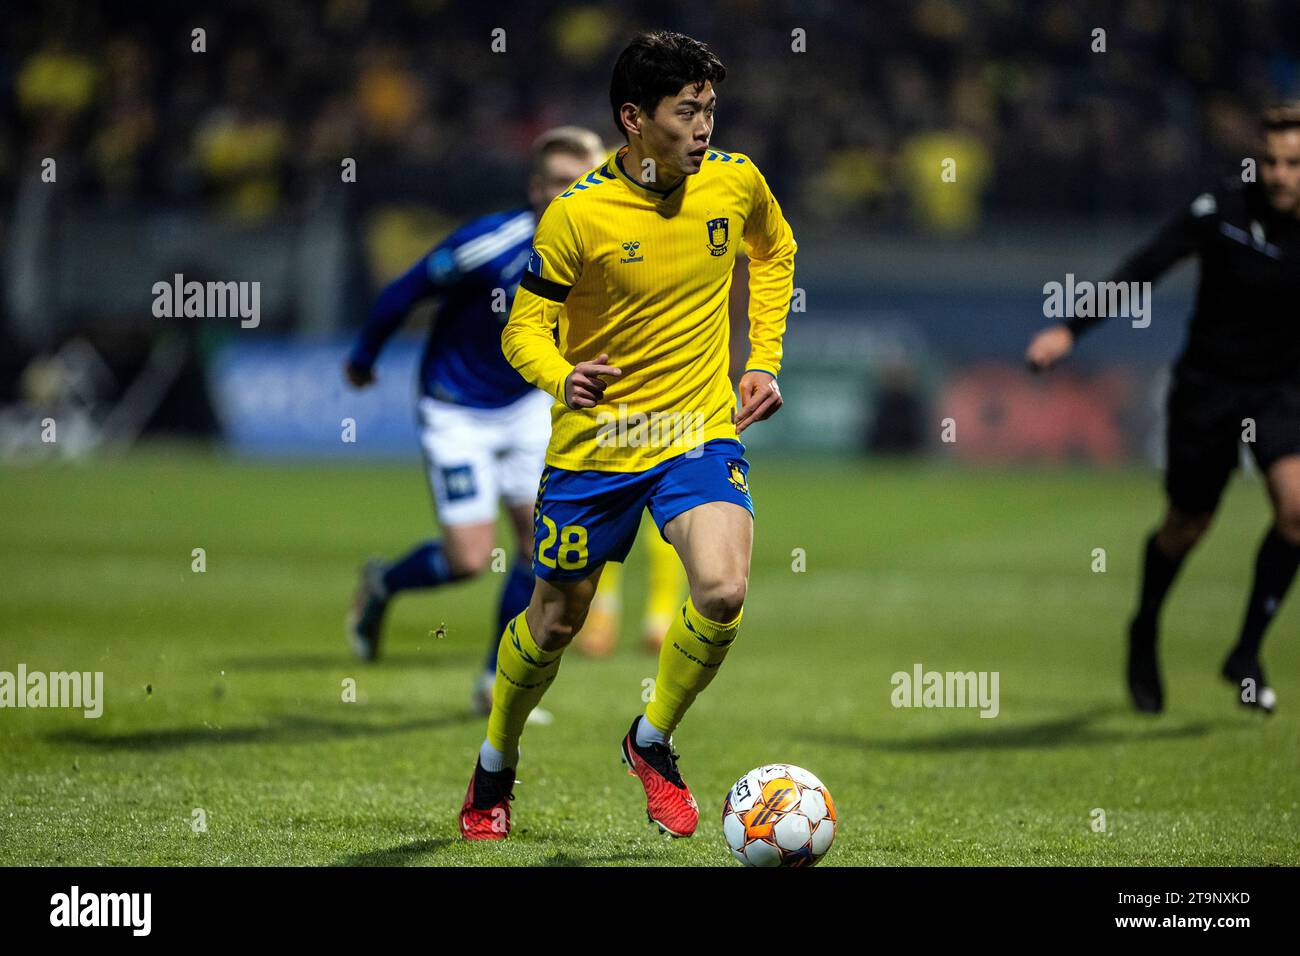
[486,556,535,672]
[381,541,465,594]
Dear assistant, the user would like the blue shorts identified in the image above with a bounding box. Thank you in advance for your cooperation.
[531,439,753,582]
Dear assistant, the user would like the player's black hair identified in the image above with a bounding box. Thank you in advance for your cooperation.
[609,31,726,139]
[1262,101,1300,133]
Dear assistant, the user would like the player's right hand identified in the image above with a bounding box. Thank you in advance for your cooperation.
[1025,324,1074,372]
[344,360,376,388]
[564,353,621,408]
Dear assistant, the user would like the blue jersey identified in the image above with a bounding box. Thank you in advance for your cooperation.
[349,207,538,408]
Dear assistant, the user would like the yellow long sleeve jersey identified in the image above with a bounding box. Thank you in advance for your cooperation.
[503,145,797,472]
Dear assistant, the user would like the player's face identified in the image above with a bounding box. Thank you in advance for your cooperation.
[529,152,599,214]
[1261,129,1300,216]
[642,80,716,179]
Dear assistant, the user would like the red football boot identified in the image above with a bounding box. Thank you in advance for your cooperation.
[459,758,515,840]
[620,716,699,837]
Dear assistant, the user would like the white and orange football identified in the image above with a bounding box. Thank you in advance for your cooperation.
[722,764,837,866]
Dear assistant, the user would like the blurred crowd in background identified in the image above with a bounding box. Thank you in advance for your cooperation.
[5,0,1299,231]
[1,1,1298,460]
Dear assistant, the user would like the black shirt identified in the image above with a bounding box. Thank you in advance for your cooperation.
[1070,181,1300,382]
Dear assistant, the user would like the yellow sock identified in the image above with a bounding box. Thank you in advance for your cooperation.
[487,610,563,755]
[645,596,742,735]
[591,560,622,613]
[643,534,686,637]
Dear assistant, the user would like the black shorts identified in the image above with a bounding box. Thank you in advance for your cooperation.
[1165,363,1300,514]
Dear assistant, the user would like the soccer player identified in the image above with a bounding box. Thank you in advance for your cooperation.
[459,31,796,840]
[345,127,606,714]
[1026,103,1300,715]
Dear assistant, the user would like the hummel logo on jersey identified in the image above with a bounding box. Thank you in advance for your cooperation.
[619,240,644,264]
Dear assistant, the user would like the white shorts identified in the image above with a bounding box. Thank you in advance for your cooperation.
[417,388,553,527]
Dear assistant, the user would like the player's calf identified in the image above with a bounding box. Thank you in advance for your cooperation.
[347,558,390,662]
[1126,615,1164,714]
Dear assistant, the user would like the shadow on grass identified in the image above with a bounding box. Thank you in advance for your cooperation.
[335,839,460,866]
[334,840,661,867]
[219,649,478,672]
[48,709,480,752]
[538,850,666,867]
[808,706,1220,753]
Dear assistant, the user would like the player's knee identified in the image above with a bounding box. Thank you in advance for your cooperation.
[532,594,594,652]
[693,576,747,623]
[1159,509,1212,554]
[535,613,585,652]
[446,549,491,576]
[1273,502,1300,545]
[532,623,568,652]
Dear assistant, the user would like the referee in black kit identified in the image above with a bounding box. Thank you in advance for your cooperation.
[1026,102,1300,716]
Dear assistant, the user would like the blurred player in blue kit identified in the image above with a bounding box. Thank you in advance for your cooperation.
[343,126,606,715]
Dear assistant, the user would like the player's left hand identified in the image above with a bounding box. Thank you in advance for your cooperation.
[734,371,782,434]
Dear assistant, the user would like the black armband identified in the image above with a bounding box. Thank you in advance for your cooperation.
[520,272,571,303]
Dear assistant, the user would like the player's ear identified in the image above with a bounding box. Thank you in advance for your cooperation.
[619,103,641,138]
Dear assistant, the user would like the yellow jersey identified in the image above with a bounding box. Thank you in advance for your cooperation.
[502,144,796,472]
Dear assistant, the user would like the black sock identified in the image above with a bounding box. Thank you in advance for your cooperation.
[1231,526,1300,662]
[1131,531,1187,644]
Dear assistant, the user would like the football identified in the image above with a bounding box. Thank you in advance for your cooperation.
[722,764,837,866]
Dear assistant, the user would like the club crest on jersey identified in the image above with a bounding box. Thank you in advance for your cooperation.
[706,217,730,256]
[725,460,748,494]
[619,240,643,264]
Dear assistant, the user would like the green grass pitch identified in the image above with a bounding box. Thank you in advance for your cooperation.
[1,448,1296,866]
